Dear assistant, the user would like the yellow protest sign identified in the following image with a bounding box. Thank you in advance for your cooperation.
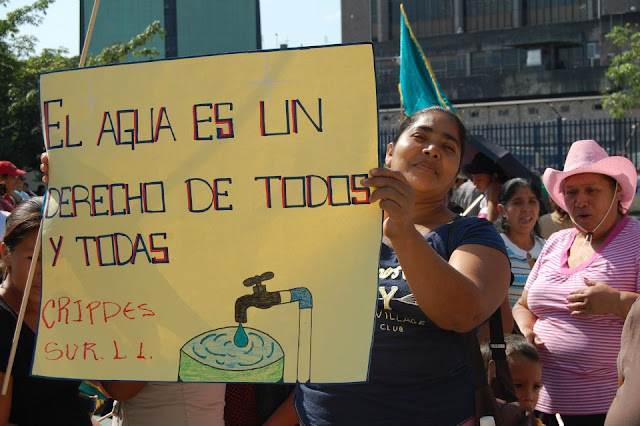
[35,44,381,383]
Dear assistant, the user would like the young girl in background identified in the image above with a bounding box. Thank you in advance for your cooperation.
[482,334,543,425]
[496,178,546,306]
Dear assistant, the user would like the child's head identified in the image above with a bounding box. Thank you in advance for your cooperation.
[481,334,542,413]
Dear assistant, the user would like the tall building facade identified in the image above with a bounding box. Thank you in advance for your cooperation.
[80,0,261,60]
[342,0,640,128]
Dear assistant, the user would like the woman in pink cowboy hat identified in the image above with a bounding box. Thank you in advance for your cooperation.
[513,139,640,426]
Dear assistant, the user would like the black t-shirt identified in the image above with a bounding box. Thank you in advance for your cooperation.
[296,217,508,425]
[0,297,91,425]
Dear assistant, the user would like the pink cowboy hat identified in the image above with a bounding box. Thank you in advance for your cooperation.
[543,139,637,212]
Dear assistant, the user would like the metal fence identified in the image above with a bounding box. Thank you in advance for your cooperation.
[379,118,640,173]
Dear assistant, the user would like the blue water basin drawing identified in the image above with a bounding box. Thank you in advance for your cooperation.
[179,326,284,382]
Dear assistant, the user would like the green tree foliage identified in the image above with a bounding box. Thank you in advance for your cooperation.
[0,0,164,172]
[603,23,640,119]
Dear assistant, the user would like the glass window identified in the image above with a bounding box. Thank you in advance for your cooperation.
[524,0,590,25]
[464,0,513,31]
[587,42,600,59]
[393,0,454,37]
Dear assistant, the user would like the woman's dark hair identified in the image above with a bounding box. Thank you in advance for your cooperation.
[1,197,43,276]
[496,178,542,237]
[481,334,540,371]
[392,106,468,165]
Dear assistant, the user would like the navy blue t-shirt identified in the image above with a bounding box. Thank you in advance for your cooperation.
[295,217,507,426]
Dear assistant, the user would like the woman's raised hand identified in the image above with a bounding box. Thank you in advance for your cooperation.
[361,168,416,239]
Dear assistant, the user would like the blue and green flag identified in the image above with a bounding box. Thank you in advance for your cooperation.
[399,3,454,115]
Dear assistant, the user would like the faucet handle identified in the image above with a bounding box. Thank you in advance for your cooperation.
[243,271,275,287]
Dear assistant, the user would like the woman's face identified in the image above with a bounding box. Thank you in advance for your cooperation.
[500,186,540,235]
[562,173,621,233]
[1,175,20,193]
[1,231,42,306]
[385,111,462,198]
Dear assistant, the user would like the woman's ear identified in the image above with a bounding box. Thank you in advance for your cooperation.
[497,203,505,217]
[384,143,394,167]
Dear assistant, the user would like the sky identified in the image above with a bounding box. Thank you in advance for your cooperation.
[0,0,342,56]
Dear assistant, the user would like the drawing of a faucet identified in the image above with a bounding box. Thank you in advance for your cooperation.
[235,272,283,323]
[234,271,313,383]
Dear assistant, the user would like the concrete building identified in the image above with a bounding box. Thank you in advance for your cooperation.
[342,0,640,130]
[79,0,261,60]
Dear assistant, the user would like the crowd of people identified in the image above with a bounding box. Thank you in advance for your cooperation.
[0,107,638,425]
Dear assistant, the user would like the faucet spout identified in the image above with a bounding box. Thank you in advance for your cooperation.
[234,285,282,323]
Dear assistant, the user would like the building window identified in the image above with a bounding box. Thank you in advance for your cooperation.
[471,51,502,74]
[391,0,453,37]
[371,0,378,41]
[528,107,539,115]
[594,104,603,110]
[558,45,585,69]
[498,109,509,116]
[560,105,570,113]
[524,0,590,26]
[431,54,468,78]
[464,0,513,32]
[526,49,542,66]
[471,111,480,117]
[587,41,600,65]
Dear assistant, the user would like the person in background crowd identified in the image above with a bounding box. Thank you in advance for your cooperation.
[481,334,543,425]
[35,184,46,197]
[0,197,93,425]
[296,106,511,425]
[15,180,32,201]
[449,173,481,215]
[0,161,26,212]
[538,192,573,239]
[495,178,546,307]
[605,297,640,425]
[513,140,640,426]
[463,152,502,221]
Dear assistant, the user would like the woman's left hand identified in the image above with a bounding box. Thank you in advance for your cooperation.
[566,278,621,316]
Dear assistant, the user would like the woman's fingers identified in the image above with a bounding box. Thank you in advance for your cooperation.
[566,292,586,302]
[362,169,414,206]
[40,152,49,184]
[567,301,588,314]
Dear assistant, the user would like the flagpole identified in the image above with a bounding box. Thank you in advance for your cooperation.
[79,0,101,68]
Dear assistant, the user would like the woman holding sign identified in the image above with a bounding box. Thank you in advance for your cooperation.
[0,197,93,425]
[295,107,511,425]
